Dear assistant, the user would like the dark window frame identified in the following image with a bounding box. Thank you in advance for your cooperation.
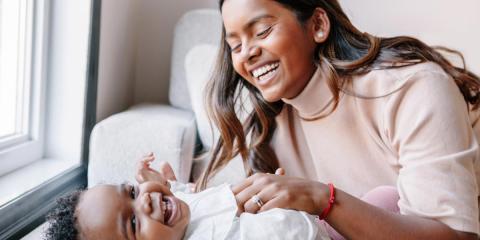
[0,0,101,238]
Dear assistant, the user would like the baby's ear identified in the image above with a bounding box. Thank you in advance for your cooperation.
[159,162,177,181]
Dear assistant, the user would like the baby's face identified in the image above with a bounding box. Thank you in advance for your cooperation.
[76,181,190,240]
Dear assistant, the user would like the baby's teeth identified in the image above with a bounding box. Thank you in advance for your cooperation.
[162,200,167,215]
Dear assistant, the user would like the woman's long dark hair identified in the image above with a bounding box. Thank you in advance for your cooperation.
[196,0,480,191]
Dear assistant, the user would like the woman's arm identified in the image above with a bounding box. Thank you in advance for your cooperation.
[233,67,479,239]
[233,174,477,240]
[329,187,477,240]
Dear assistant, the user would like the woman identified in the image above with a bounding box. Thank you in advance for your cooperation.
[193,0,480,239]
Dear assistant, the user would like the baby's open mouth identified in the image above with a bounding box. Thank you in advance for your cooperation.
[161,196,177,225]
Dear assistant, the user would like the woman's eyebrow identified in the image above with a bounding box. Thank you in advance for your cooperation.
[226,14,275,39]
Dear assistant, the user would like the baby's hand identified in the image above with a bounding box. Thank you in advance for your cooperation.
[135,153,177,187]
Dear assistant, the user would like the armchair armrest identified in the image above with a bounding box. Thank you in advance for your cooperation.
[88,104,196,186]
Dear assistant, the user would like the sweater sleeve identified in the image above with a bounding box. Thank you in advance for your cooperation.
[384,67,479,234]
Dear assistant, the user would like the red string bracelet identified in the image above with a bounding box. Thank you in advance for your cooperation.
[319,183,335,220]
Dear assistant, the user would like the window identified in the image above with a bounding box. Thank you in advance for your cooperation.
[0,0,44,176]
[0,0,100,238]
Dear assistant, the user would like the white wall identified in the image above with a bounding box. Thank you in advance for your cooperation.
[133,0,217,104]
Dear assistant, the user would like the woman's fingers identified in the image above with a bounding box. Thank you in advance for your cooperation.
[234,174,324,216]
[258,196,288,213]
[234,173,279,213]
[242,190,272,213]
[236,184,265,212]
[232,172,269,194]
[231,176,254,195]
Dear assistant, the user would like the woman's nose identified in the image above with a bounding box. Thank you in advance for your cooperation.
[240,44,261,63]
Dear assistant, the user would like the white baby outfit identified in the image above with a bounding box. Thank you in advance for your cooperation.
[171,182,330,240]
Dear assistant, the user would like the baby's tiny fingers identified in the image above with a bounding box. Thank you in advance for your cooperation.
[143,155,155,162]
[135,173,145,183]
[143,152,154,157]
[159,162,177,181]
[275,168,285,175]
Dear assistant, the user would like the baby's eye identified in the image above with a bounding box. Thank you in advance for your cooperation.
[129,185,136,199]
[131,215,137,235]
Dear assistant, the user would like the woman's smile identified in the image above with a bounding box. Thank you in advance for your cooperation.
[222,0,318,102]
[250,61,280,87]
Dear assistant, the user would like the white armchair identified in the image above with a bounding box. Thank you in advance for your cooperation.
[88,9,246,187]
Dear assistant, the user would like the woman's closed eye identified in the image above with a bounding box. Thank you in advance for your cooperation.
[256,26,272,37]
[230,43,242,53]
[228,26,273,53]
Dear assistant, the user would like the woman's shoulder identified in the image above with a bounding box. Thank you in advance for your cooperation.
[380,61,453,86]
[350,61,454,99]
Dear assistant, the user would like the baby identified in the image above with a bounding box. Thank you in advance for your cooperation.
[44,154,330,240]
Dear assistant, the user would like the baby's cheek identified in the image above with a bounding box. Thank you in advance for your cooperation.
[139,220,175,240]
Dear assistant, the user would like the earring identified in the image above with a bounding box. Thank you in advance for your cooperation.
[316,31,324,38]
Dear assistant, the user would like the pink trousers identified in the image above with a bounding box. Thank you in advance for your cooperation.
[319,185,400,240]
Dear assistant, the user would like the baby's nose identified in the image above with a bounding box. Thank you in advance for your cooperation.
[147,192,165,222]
[139,192,152,213]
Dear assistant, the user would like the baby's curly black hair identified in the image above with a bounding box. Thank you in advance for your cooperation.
[44,190,84,240]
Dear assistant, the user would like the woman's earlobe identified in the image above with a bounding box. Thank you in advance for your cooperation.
[316,31,325,39]
[314,30,327,43]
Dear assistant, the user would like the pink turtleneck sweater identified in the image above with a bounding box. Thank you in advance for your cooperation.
[272,62,479,234]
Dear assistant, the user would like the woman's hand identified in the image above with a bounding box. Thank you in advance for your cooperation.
[232,171,328,215]
[135,153,177,186]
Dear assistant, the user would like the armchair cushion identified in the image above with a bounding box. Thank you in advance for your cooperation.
[169,9,222,111]
[185,44,219,150]
[88,104,196,186]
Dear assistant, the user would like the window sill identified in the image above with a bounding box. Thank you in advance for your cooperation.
[0,159,79,206]
[21,222,47,240]
[0,160,86,239]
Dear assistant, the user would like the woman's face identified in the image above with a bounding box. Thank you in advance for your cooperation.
[222,0,318,102]
[76,181,190,240]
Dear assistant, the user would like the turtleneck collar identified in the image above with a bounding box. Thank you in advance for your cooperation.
[281,63,336,120]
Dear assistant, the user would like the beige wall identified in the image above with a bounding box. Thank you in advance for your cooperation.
[133,0,217,104]
[340,0,480,74]
[96,0,138,122]
[97,0,480,121]
[97,0,216,122]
